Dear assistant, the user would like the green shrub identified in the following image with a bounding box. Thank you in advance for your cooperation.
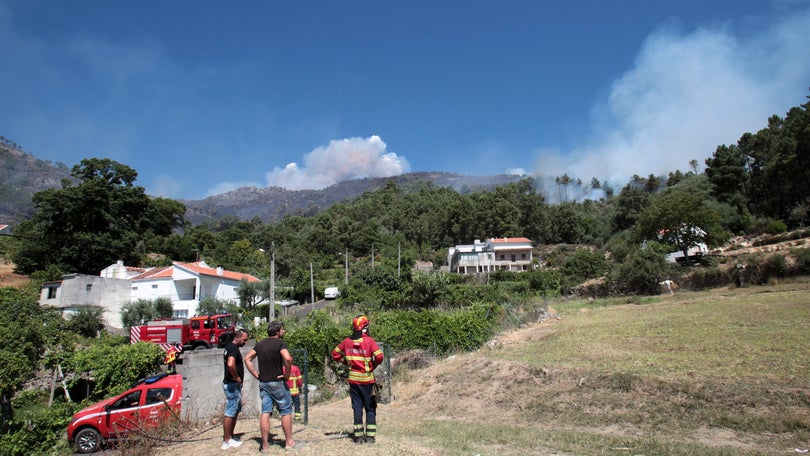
[64,340,164,399]
[792,247,810,274]
[526,269,562,297]
[490,270,519,283]
[283,310,343,383]
[560,248,608,284]
[444,284,483,308]
[608,248,668,295]
[374,302,495,355]
[154,297,174,318]
[409,272,449,307]
[766,220,788,235]
[121,297,182,327]
[679,267,731,290]
[67,307,105,338]
[765,253,788,278]
[197,296,233,316]
[0,401,73,456]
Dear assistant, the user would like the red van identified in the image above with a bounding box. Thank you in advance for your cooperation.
[67,373,182,453]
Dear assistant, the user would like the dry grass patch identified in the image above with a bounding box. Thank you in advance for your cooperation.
[148,282,810,455]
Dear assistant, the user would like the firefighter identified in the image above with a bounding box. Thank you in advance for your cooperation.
[286,362,303,421]
[331,315,384,444]
[163,346,179,374]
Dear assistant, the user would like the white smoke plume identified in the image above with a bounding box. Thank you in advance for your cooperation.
[534,8,810,192]
[264,135,410,190]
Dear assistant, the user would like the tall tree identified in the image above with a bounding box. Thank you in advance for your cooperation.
[705,144,749,211]
[738,95,810,222]
[634,187,721,264]
[12,158,185,274]
[614,185,651,231]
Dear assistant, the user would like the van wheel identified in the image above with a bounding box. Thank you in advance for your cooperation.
[75,427,102,453]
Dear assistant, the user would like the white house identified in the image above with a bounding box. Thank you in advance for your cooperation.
[40,260,260,331]
[129,261,260,318]
[40,274,132,334]
[447,237,533,274]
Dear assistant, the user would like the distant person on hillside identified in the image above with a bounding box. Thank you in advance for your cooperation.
[286,362,304,421]
[331,315,384,444]
[245,321,296,451]
[221,329,249,450]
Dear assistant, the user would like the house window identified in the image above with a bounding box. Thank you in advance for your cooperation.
[173,310,188,318]
[499,254,505,260]
[521,253,527,260]
[47,287,57,299]
[132,286,138,291]
[152,284,158,289]
[85,284,92,292]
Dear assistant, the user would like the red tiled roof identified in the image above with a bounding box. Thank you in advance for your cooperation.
[176,262,260,282]
[489,237,532,244]
[131,266,173,281]
[132,263,260,282]
[130,262,259,282]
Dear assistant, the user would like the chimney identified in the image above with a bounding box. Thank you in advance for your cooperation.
[216,266,224,276]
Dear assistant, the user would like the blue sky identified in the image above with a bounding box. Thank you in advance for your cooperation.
[1,1,809,201]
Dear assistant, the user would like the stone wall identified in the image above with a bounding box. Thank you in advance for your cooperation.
[177,342,260,422]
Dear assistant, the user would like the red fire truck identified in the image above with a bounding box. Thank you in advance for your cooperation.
[129,314,237,353]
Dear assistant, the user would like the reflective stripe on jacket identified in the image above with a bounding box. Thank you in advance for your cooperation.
[331,334,383,385]
[286,365,302,396]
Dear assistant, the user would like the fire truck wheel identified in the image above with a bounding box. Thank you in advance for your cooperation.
[194,344,211,350]
[75,427,102,453]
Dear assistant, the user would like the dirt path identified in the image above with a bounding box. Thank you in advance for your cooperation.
[0,260,28,288]
[162,397,436,456]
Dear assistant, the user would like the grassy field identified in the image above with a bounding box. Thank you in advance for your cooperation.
[384,280,810,455]
[150,280,810,455]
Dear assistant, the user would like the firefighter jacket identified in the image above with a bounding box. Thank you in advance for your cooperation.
[331,334,384,385]
[286,365,303,396]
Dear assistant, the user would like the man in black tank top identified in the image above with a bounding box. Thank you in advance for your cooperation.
[245,321,296,450]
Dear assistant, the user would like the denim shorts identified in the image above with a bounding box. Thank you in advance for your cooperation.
[259,380,293,416]
[222,382,242,418]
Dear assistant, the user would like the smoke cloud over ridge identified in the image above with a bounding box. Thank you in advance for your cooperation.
[534,8,810,190]
[264,135,410,190]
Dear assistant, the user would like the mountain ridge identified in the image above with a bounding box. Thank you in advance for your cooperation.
[181,171,525,224]
[0,144,524,225]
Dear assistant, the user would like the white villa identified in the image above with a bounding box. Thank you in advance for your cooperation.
[40,260,260,331]
[447,237,534,274]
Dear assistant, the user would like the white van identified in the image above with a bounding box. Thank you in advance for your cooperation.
[324,287,340,299]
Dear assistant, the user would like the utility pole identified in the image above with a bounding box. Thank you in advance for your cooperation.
[371,243,374,269]
[487,252,492,285]
[344,247,349,285]
[397,242,401,279]
[309,262,314,305]
[270,242,275,322]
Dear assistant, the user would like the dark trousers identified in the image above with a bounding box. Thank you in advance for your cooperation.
[349,383,376,437]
